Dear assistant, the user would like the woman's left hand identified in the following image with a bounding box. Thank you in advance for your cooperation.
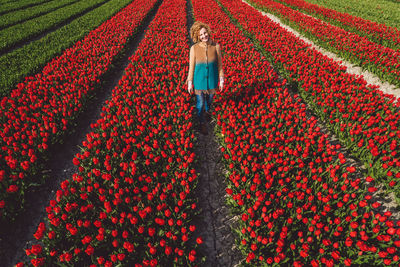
[219,77,224,92]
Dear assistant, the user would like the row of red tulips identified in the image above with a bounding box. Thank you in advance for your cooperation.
[0,0,158,223]
[220,0,400,204]
[216,75,400,265]
[274,0,400,50]
[195,0,400,265]
[23,0,203,266]
[246,0,400,88]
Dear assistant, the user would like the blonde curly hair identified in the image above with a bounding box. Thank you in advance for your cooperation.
[190,21,212,43]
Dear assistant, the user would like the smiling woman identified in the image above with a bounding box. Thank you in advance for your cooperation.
[187,21,224,135]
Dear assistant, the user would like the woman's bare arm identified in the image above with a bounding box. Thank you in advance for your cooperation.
[216,43,224,78]
[187,45,195,83]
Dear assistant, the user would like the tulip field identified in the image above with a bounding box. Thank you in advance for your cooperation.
[246,0,400,88]
[1,0,400,266]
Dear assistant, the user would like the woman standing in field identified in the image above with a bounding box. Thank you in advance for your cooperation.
[187,21,224,135]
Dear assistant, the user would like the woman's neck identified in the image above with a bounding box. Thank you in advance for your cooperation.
[199,41,210,47]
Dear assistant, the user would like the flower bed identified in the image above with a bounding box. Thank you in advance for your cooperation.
[23,0,203,266]
[216,75,400,265]
[194,0,400,265]
[0,0,158,223]
[218,0,400,204]
[246,0,400,88]
[274,0,400,51]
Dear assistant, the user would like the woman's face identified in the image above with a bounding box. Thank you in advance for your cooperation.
[199,27,209,43]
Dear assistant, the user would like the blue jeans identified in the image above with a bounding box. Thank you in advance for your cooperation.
[196,92,214,123]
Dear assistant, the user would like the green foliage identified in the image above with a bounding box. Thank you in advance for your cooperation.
[245,0,400,88]
[303,0,400,30]
[0,0,132,96]
[0,0,80,30]
[0,0,110,53]
[273,0,400,51]
[0,0,52,14]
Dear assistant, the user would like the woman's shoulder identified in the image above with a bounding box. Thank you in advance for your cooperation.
[190,43,198,53]
[210,40,219,47]
[210,41,221,51]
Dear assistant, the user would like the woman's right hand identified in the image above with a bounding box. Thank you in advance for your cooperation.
[188,80,193,94]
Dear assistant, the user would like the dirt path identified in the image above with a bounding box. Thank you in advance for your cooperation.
[192,121,245,266]
[185,0,245,265]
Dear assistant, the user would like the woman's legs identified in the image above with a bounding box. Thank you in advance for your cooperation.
[196,93,214,121]
[204,93,214,113]
[196,92,209,134]
[196,92,214,133]
[196,93,206,123]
